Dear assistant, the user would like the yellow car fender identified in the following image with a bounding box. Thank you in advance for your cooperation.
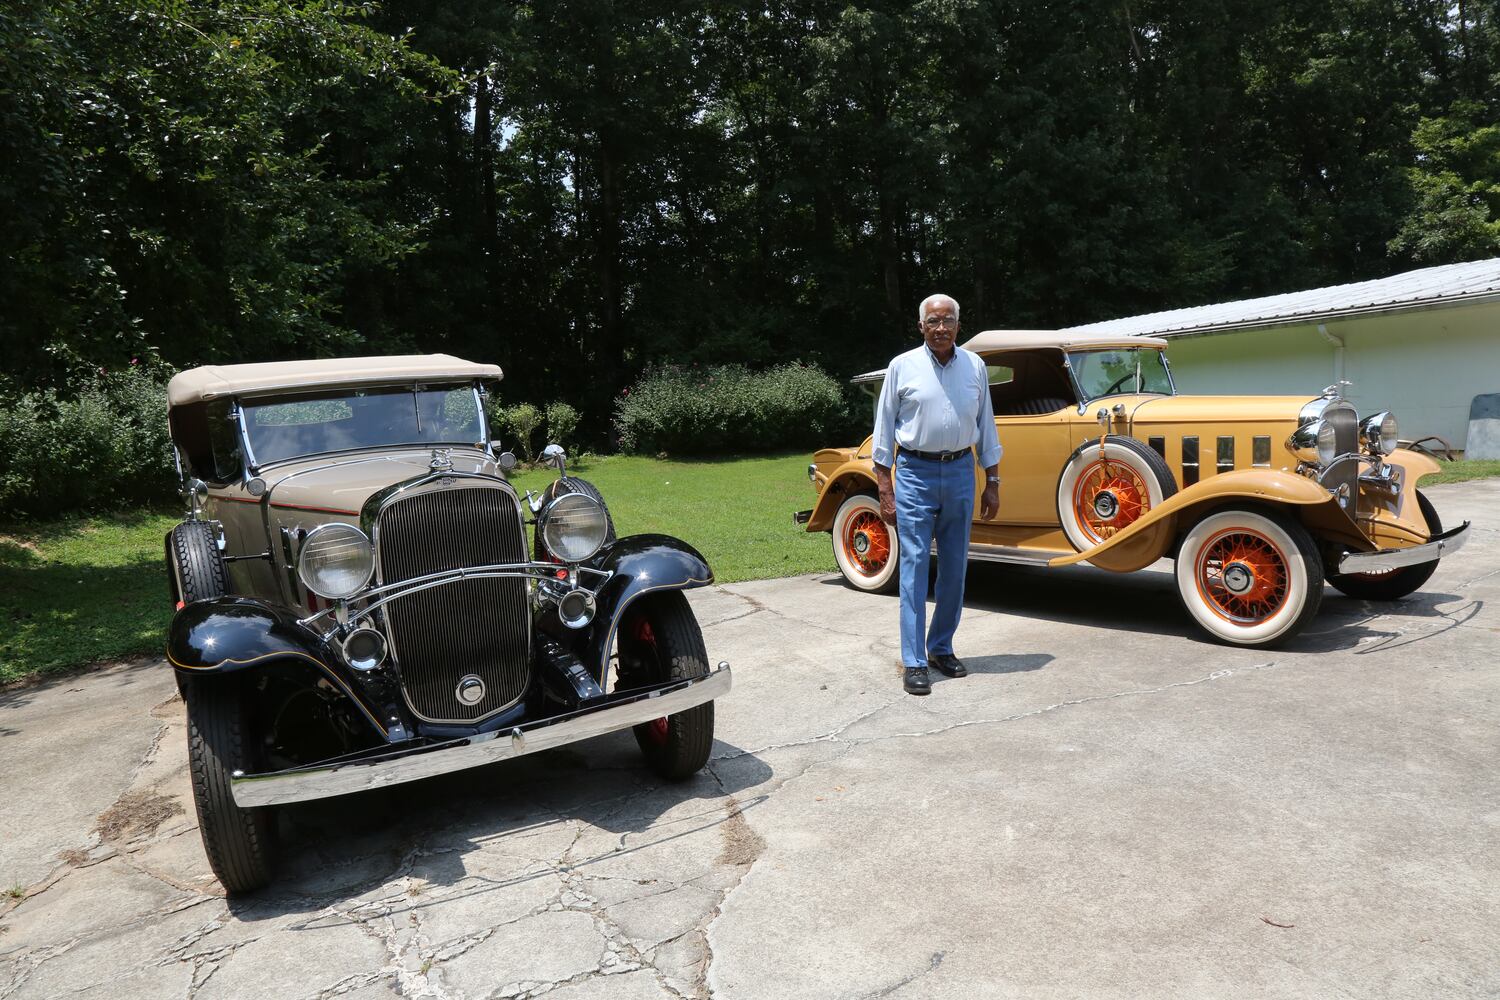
[1049,468,1344,572]
[806,456,879,533]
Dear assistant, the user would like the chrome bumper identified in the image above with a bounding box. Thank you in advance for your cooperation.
[230,664,732,807]
[1337,521,1472,574]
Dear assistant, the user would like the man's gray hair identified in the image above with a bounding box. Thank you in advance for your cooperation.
[918,293,960,323]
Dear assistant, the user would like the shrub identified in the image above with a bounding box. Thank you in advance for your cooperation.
[0,367,174,518]
[499,403,543,462]
[545,402,580,453]
[613,363,846,455]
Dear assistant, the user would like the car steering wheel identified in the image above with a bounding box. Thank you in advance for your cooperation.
[1101,372,1135,396]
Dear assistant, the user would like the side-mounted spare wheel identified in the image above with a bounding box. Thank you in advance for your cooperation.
[615,591,714,781]
[1175,506,1323,648]
[185,677,275,894]
[1327,490,1443,601]
[534,476,617,560]
[166,520,227,605]
[831,493,899,594]
[1057,436,1177,551]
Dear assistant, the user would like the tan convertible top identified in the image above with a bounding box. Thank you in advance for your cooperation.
[850,329,1169,382]
[167,355,503,409]
[961,329,1169,352]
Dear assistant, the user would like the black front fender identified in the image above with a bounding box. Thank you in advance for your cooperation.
[167,597,391,740]
[580,534,713,682]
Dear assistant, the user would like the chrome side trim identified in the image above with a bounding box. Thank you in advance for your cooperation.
[954,543,1055,567]
[1337,522,1471,573]
[230,664,732,806]
[1252,436,1271,467]
[1216,436,1234,474]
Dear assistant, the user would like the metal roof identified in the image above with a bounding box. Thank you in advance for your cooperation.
[1063,257,1500,340]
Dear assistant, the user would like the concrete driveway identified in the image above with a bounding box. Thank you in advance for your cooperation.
[2,480,1497,1000]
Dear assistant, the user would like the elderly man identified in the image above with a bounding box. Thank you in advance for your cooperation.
[872,294,1001,695]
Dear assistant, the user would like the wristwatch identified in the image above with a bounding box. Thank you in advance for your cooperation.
[986,476,1001,485]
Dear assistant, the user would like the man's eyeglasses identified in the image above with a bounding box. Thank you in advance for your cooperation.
[923,316,958,329]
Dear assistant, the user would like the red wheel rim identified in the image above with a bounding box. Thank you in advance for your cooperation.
[1195,527,1290,625]
[842,509,892,576]
[630,616,669,745]
[1072,460,1149,544]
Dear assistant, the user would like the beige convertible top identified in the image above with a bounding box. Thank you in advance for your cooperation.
[167,355,503,409]
[850,329,1169,382]
[961,329,1169,352]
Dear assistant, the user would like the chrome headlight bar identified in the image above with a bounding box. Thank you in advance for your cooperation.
[297,561,614,640]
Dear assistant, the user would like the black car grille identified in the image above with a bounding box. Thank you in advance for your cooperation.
[375,484,531,723]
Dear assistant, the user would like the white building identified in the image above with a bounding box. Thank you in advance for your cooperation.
[1063,258,1500,452]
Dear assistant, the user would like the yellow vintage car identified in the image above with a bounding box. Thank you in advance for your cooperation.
[796,330,1471,648]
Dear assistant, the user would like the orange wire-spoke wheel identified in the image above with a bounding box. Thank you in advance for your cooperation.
[1072,460,1149,543]
[1195,528,1290,625]
[842,509,892,575]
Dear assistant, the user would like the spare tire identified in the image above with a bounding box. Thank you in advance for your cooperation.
[1056,436,1177,551]
[167,521,228,606]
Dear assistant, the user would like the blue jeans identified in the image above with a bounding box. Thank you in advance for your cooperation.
[894,452,975,668]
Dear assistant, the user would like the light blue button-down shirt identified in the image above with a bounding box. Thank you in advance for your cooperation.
[871,344,1002,469]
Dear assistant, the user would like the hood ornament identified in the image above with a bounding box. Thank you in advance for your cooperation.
[429,448,453,472]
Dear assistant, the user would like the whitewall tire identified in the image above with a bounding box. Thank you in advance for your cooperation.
[832,493,899,594]
[1056,437,1176,551]
[1175,508,1323,648]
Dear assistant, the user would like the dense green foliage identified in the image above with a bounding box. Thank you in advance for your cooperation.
[614,364,847,454]
[3,0,1499,446]
[0,367,173,516]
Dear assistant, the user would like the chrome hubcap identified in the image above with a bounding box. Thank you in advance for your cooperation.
[1093,489,1119,520]
[1223,562,1254,595]
[852,531,870,556]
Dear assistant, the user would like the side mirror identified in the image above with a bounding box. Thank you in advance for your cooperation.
[541,443,567,478]
[496,451,517,472]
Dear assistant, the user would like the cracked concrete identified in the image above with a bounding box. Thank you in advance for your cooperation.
[2,479,1499,998]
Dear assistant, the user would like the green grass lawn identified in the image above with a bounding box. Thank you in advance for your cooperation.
[1423,458,1500,485]
[0,452,832,685]
[1,508,182,684]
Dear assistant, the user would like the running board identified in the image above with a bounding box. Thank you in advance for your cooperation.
[930,542,1058,567]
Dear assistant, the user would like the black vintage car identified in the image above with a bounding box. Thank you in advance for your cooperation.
[163,355,730,893]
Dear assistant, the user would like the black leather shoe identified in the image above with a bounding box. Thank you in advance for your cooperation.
[928,653,968,678]
[903,667,931,695]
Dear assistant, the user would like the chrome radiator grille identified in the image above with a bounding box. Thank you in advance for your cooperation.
[375,484,531,723]
[1325,401,1359,515]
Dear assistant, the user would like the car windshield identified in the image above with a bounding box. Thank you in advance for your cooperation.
[1068,348,1173,400]
[243,385,483,466]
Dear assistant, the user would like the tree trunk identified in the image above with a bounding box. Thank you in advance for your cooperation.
[474,74,497,256]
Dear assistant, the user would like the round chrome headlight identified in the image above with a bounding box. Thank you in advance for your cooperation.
[1361,411,1398,456]
[1289,418,1339,466]
[1316,420,1337,465]
[297,523,374,600]
[539,493,609,563]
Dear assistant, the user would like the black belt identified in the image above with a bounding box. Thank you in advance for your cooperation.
[904,448,972,463]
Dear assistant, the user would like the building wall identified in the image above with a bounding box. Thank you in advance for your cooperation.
[1161,301,1500,450]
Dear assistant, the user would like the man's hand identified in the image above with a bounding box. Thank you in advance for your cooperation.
[980,482,1000,520]
[874,463,896,525]
[878,485,896,524]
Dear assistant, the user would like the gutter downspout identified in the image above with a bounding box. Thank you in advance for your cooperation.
[1317,323,1344,384]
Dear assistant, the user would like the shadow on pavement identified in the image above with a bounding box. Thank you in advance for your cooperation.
[225,733,773,922]
[817,561,1482,657]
